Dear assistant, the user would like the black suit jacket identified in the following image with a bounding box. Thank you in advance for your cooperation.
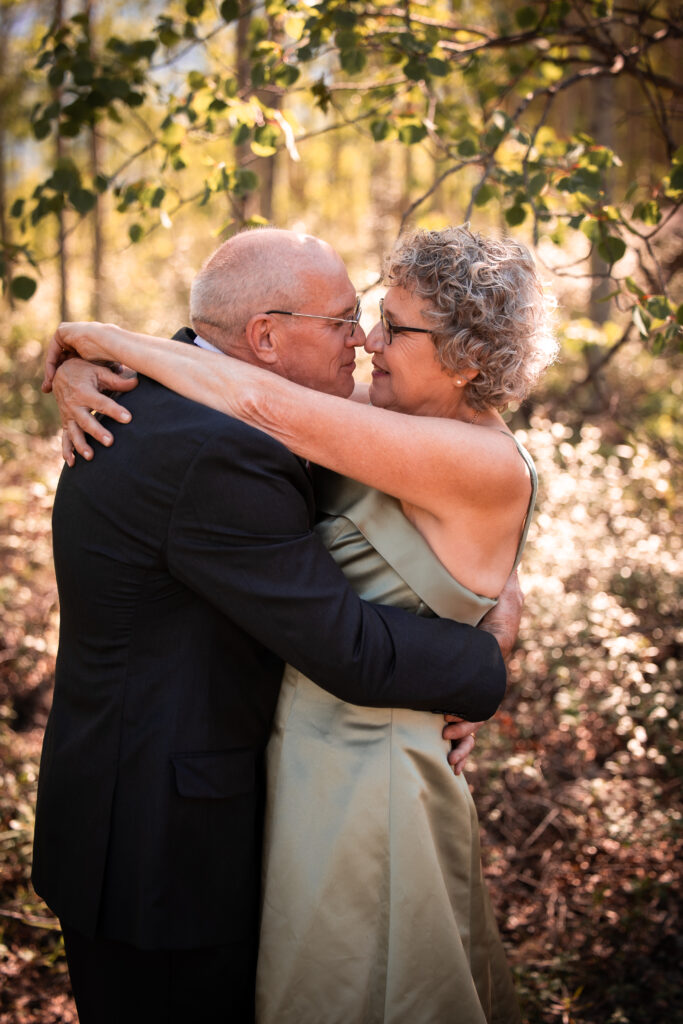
[32,330,505,950]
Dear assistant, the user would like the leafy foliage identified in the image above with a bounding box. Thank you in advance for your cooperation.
[2,0,680,357]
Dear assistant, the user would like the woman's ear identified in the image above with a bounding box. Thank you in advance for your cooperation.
[244,313,279,366]
[453,366,479,386]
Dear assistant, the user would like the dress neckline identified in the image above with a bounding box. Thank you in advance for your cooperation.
[314,433,537,625]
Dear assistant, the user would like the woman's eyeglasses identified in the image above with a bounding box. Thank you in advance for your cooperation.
[379,299,432,346]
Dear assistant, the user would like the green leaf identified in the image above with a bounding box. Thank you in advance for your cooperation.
[581,217,601,242]
[515,6,538,28]
[527,172,546,196]
[232,122,251,146]
[162,122,185,149]
[310,79,332,113]
[251,141,277,157]
[457,138,477,157]
[33,119,52,141]
[332,7,357,27]
[473,183,495,207]
[625,277,644,298]
[403,56,426,81]
[633,200,661,225]
[185,0,205,16]
[644,295,670,320]
[220,0,240,22]
[677,303,683,326]
[188,71,206,90]
[597,235,626,265]
[233,168,259,196]
[10,276,37,301]
[339,48,366,75]
[129,223,144,243]
[60,119,85,139]
[669,165,683,191]
[10,199,24,218]
[72,59,94,85]
[252,123,279,156]
[274,63,300,86]
[426,57,449,77]
[50,159,81,193]
[650,330,666,355]
[48,66,65,88]
[483,124,505,149]
[158,26,181,47]
[70,188,97,215]
[505,205,527,226]
[370,119,390,142]
[150,187,166,209]
[397,121,427,145]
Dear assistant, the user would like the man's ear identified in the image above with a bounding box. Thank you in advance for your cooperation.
[244,313,280,366]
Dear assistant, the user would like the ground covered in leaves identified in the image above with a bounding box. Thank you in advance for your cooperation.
[1,418,681,1024]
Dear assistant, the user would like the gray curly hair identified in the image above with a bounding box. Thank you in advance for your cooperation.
[383,225,558,411]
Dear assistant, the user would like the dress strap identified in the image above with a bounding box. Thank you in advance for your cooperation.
[498,432,538,571]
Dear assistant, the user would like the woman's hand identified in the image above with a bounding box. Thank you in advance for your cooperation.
[443,715,484,775]
[42,322,124,393]
[53,358,138,466]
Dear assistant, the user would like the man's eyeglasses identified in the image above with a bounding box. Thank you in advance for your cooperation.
[379,298,432,346]
[265,297,362,337]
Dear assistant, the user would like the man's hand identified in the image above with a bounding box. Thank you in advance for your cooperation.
[52,358,138,466]
[443,715,484,775]
[478,569,524,662]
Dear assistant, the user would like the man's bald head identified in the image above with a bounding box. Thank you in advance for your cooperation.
[189,228,345,354]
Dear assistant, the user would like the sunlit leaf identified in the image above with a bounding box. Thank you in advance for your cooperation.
[631,304,651,338]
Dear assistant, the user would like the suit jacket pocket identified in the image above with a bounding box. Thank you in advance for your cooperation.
[171,749,255,799]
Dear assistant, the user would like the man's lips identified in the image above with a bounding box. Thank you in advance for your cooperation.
[371,361,389,375]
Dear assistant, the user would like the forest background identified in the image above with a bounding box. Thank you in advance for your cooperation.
[0,1,681,1021]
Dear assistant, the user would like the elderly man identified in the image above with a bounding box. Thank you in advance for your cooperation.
[34,229,518,1024]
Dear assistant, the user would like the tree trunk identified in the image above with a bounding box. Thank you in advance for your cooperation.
[234,2,252,227]
[86,0,104,319]
[55,0,70,321]
[584,75,615,412]
[0,3,13,307]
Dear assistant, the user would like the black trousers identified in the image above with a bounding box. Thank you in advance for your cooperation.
[61,923,256,1024]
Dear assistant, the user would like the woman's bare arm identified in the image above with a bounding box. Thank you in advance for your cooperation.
[45,322,527,516]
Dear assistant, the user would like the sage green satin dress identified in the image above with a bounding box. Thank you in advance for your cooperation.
[256,440,536,1024]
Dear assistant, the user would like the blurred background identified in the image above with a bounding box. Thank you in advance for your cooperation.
[0,2,681,1021]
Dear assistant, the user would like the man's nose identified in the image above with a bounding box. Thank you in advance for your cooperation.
[348,324,366,347]
[364,322,383,353]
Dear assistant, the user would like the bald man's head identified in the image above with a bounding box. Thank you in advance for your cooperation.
[189,228,345,354]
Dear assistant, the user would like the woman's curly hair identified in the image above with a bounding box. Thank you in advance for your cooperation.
[383,225,558,411]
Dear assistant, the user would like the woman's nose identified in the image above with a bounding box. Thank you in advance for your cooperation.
[364,322,384,353]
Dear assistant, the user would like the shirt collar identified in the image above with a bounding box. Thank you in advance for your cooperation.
[193,333,223,355]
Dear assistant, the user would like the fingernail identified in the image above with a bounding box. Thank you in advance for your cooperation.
[103,434,113,445]
[84,449,93,460]
[121,411,131,422]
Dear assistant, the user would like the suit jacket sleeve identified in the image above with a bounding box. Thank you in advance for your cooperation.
[166,427,505,720]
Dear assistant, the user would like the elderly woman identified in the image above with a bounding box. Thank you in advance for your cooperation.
[47,226,557,1024]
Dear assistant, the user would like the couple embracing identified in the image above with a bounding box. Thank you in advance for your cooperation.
[33,225,556,1023]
